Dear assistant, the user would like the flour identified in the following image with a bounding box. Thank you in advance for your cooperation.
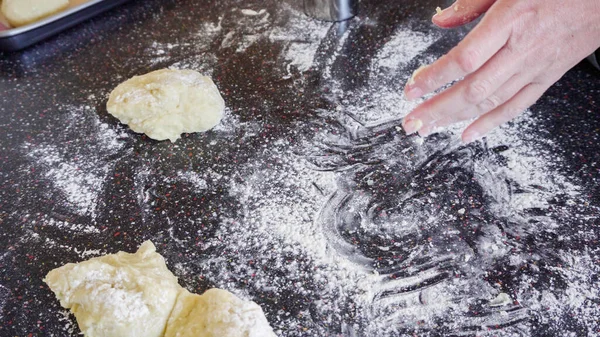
[0,284,9,322]
[26,144,104,216]
[40,216,101,234]
[144,20,222,73]
[178,8,598,335]
[480,114,582,218]
[241,9,267,16]
[10,1,598,336]
[142,4,330,79]
[23,105,127,219]
[268,7,330,73]
[321,23,441,124]
[176,171,208,190]
[57,309,76,335]
[372,28,440,71]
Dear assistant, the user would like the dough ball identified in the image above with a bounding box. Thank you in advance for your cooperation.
[165,289,277,337]
[106,69,225,142]
[45,241,277,337]
[1,0,69,27]
[44,241,181,337]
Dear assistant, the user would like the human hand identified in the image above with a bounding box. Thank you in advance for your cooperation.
[402,0,600,143]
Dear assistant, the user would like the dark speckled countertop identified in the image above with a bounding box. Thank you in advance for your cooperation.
[1,0,599,336]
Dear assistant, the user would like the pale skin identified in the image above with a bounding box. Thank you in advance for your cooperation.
[402,0,600,143]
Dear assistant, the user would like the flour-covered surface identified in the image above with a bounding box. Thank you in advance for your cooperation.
[0,0,599,336]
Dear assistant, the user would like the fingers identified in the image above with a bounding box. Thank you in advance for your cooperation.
[401,0,599,140]
[433,0,497,29]
[405,46,524,135]
[462,83,547,143]
[427,72,529,130]
[404,7,512,102]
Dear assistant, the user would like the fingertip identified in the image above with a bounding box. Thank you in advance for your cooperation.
[432,5,454,20]
[433,14,480,29]
[402,118,424,135]
[432,13,457,29]
[404,87,424,101]
[418,125,433,137]
[432,20,459,29]
[461,129,481,144]
[432,3,465,28]
[404,65,428,99]
[432,1,491,29]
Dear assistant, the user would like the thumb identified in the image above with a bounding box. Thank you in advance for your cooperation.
[432,0,497,28]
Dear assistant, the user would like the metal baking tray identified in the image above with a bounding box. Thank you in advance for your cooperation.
[0,0,132,52]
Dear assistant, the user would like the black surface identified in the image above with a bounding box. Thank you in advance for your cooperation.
[0,0,599,336]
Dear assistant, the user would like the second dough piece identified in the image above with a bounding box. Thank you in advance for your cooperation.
[166,288,276,337]
[44,241,276,337]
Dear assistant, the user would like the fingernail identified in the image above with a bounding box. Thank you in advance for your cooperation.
[405,65,427,100]
[462,131,481,143]
[403,119,423,134]
[434,4,456,20]
[410,65,427,83]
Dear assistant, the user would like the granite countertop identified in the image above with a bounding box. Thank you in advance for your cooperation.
[1,0,599,336]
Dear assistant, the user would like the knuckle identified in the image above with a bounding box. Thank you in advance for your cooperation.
[513,4,539,25]
[455,48,481,73]
[427,109,444,122]
[503,39,518,55]
[478,95,502,112]
[423,75,439,92]
[464,80,489,104]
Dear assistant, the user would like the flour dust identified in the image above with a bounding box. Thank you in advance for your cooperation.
[9,1,599,336]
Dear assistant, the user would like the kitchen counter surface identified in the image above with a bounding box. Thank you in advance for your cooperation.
[1,0,599,335]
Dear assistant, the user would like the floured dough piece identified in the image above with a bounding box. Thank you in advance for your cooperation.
[1,0,69,27]
[44,241,181,337]
[44,241,276,337]
[165,289,277,337]
[106,69,225,142]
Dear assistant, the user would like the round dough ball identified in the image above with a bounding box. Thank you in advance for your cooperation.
[106,69,225,142]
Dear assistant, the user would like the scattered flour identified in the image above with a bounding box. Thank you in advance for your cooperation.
[373,28,439,71]
[184,9,598,334]
[268,8,331,73]
[10,2,598,336]
[143,4,330,78]
[176,171,208,190]
[26,144,104,216]
[23,105,127,219]
[40,216,101,234]
[0,285,9,322]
